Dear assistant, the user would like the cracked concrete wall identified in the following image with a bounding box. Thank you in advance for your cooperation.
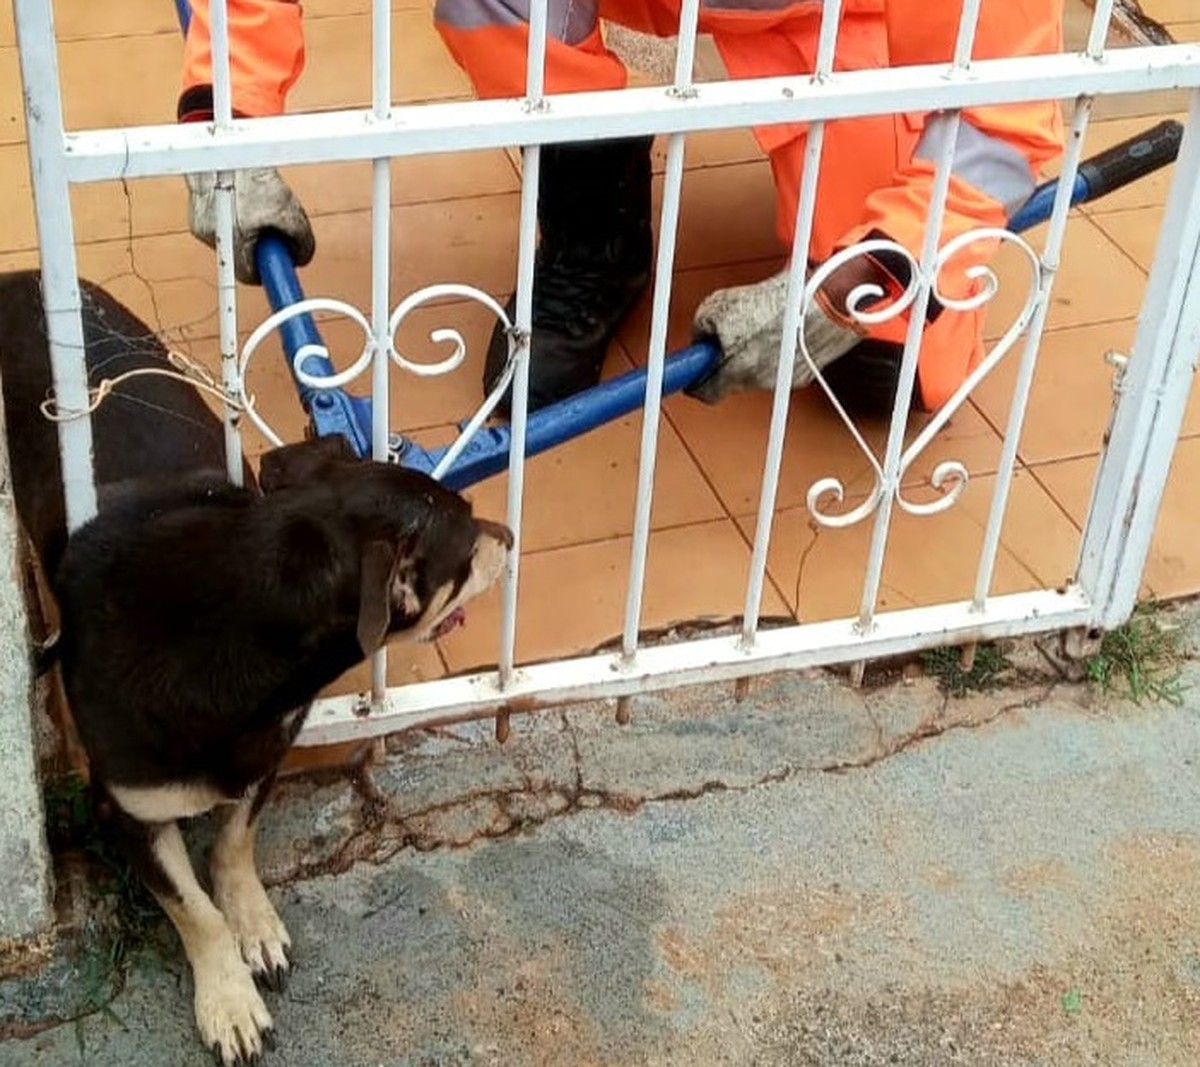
[0,400,52,944]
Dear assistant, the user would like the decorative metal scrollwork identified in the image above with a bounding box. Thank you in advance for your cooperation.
[802,228,1043,528]
[236,284,520,474]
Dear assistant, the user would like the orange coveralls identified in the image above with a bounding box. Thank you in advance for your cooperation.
[180,0,1064,408]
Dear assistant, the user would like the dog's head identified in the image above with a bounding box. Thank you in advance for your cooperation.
[260,436,512,655]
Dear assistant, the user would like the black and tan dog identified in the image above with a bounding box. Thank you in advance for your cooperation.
[0,271,510,1064]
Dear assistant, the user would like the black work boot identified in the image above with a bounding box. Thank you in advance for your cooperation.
[483,136,654,415]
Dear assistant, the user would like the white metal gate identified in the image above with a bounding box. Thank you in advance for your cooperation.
[12,0,1200,748]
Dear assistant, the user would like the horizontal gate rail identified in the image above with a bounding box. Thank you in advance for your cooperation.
[60,45,1200,181]
[298,588,1093,745]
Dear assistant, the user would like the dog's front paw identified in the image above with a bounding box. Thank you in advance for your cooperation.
[193,940,275,1065]
[216,876,292,992]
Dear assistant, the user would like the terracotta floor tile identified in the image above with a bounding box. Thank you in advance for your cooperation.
[1032,439,1200,601]
[7,11,469,143]
[40,2,179,43]
[972,319,1132,465]
[0,231,250,344]
[118,176,183,247]
[28,193,524,347]
[438,519,790,672]
[1145,0,1197,24]
[1091,90,1190,124]
[0,47,25,145]
[454,408,726,555]
[290,12,473,111]
[1088,206,1164,274]
[1167,22,1200,42]
[664,129,766,171]
[618,257,785,361]
[984,215,1148,339]
[0,235,250,355]
[0,192,520,438]
[312,195,522,320]
[738,468,1078,622]
[966,469,1081,592]
[669,160,781,271]
[278,740,374,775]
[55,33,183,132]
[974,317,1200,464]
[123,150,519,242]
[1029,456,1093,524]
[0,168,157,257]
[1,143,36,253]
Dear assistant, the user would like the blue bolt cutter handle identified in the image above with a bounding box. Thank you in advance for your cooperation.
[1007,118,1181,231]
[170,2,1181,486]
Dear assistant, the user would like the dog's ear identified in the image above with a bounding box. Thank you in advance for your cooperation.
[356,538,421,656]
[260,435,360,493]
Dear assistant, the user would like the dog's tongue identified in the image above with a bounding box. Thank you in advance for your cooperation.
[431,606,466,640]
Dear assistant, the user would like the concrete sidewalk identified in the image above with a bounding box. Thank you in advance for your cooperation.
[5,613,1200,1066]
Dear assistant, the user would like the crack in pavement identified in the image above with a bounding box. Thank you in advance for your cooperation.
[825,681,1060,775]
[265,681,1058,888]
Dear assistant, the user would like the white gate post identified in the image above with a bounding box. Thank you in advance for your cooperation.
[14,0,98,532]
[1077,90,1200,628]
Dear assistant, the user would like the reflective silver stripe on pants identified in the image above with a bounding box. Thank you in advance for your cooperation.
[916,116,1037,216]
[434,0,598,45]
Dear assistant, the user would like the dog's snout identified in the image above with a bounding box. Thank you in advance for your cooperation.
[478,518,515,550]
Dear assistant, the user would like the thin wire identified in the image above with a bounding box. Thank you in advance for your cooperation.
[39,351,249,422]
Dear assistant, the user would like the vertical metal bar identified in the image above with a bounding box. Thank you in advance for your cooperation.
[209,0,234,125]
[498,148,537,687]
[620,0,701,659]
[620,134,687,657]
[971,99,1094,608]
[856,0,983,635]
[525,0,549,99]
[1086,0,1116,57]
[14,0,97,529]
[370,0,393,701]
[670,0,703,87]
[214,183,244,487]
[855,113,960,631]
[209,0,243,487]
[741,0,843,643]
[953,0,983,65]
[498,0,551,686]
[1077,91,1200,626]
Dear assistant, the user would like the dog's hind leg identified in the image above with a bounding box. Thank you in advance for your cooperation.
[212,777,292,993]
[103,796,274,1065]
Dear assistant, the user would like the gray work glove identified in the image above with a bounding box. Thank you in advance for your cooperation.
[688,268,864,404]
[185,167,315,286]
